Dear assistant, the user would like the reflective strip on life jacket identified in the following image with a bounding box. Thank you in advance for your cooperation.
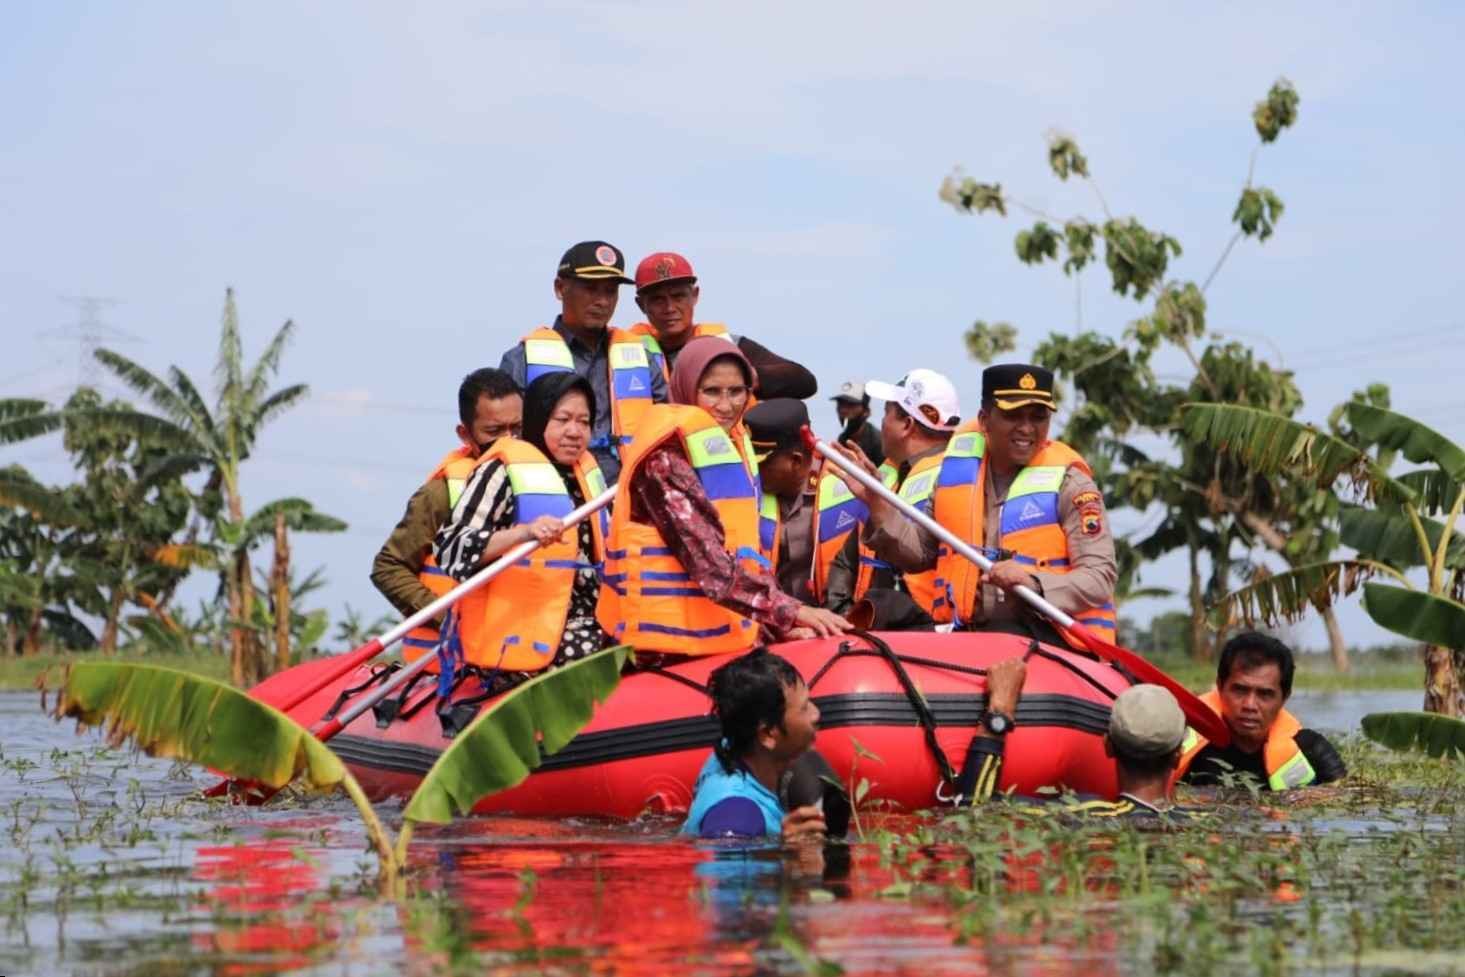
[1174,689,1317,790]
[597,404,762,656]
[759,492,781,570]
[521,327,655,448]
[853,454,942,610]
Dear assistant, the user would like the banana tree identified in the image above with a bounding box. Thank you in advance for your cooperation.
[0,291,343,684]
[1181,400,1465,715]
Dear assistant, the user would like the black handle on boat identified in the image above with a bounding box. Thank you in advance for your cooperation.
[803,426,1231,746]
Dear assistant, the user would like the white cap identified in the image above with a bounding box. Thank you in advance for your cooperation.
[865,369,962,432]
[831,380,866,403]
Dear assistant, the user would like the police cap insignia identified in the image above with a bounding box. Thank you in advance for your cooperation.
[1019,373,1037,390]
[595,245,618,266]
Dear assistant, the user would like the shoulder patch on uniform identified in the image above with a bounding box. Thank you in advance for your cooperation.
[1081,509,1103,536]
[1073,490,1103,510]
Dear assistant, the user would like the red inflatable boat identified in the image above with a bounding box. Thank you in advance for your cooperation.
[259,630,1135,816]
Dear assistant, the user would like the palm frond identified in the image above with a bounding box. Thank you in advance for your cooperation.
[241,498,347,542]
[1180,403,1413,504]
[245,319,298,403]
[62,408,201,453]
[0,398,49,421]
[404,646,630,825]
[0,468,80,524]
[1362,583,1465,650]
[166,366,219,447]
[1208,559,1386,629]
[248,383,310,437]
[1346,403,1465,482]
[1362,712,1465,760]
[137,452,210,489]
[1398,469,1463,516]
[214,288,244,401]
[1340,503,1465,571]
[93,349,202,433]
[0,407,65,446]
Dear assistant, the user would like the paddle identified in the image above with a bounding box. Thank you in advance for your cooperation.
[207,484,619,800]
[803,427,1231,746]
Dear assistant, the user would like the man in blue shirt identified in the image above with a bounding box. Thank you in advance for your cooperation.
[682,648,829,840]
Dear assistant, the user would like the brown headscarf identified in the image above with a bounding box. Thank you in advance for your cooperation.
[668,336,758,407]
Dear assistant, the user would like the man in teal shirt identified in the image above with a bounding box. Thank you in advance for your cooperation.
[682,649,830,840]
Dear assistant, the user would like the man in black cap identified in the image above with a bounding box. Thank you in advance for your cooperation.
[746,399,818,600]
[831,380,884,466]
[866,363,1117,649]
[497,241,669,481]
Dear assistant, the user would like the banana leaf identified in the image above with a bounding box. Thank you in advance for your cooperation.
[1208,559,1384,629]
[52,661,346,790]
[1362,584,1465,650]
[1346,403,1465,482]
[49,661,399,880]
[1340,504,1465,570]
[1361,711,1465,761]
[404,645,630,825]
[1179,403,1413,503]
[1397,469,1464,517]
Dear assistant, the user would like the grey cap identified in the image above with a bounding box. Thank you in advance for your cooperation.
[1108,684,1187,759]
[831,380,866,403]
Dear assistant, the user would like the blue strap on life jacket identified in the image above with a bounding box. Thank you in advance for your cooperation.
[435,608,464,701]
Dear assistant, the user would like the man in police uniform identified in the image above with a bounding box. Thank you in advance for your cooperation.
[745,398,818,600]
[844,364,1117,644]
[497,241,669,481]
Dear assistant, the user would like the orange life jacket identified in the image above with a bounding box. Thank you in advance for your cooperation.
[450,439,607,672]
[402,447,481,668]
[520,326,655,449]
[597,404,766,656]
[931,422,1117,647]
[1173,690,1317,790]
[808,461,899,605]
[851,452,945,613]
[758,491,781,572]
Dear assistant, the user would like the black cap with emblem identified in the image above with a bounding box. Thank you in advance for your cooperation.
[744,398,811,462]
[557,240,635,284]
[981,363,1056,411]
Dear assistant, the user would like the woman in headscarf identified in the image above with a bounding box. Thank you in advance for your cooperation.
[435,372,611,691]
[598,337,850,654]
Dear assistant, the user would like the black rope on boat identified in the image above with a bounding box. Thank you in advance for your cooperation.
[1027,645,1123,701]
[397,680,442,721]
[846,630,958,794]
[635,665,709,697]
[321,663,399,720]
[373,665,431,728]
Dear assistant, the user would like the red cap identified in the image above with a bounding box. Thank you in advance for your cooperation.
[635,252,697,292]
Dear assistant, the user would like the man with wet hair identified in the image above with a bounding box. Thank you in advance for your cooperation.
[1175,631,1347,790]
[682,648,831,840]
[370,368,523,621]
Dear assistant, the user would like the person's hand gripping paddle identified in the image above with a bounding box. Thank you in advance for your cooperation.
[802,426,1230,746]
[206,484,620,801]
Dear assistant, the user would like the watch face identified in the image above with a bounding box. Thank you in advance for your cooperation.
[986,711,1013,735]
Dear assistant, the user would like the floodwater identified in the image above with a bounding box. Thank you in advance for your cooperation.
[1,689,1457,977]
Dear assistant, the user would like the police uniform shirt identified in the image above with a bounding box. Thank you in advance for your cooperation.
[976,466,1116,627]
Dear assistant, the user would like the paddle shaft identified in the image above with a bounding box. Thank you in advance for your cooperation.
[805,427,1231,745]
[309,484,618,740]
[805,430,1073,627]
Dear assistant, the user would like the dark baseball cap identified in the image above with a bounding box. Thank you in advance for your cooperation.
[745,399,811,462]
[982,363,1056,411]
[557,241,634,284]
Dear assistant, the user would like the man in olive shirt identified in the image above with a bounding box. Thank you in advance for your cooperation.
[369,369,522,618]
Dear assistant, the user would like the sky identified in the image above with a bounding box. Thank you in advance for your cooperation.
[3,2,1463,654]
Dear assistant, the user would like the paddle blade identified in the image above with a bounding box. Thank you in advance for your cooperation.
[404,645,630,825]
[51,662,349,791]
[1063,623,1232,747]
[1362,711,1465,761]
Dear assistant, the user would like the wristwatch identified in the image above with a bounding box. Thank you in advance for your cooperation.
[981,709,1015,736]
